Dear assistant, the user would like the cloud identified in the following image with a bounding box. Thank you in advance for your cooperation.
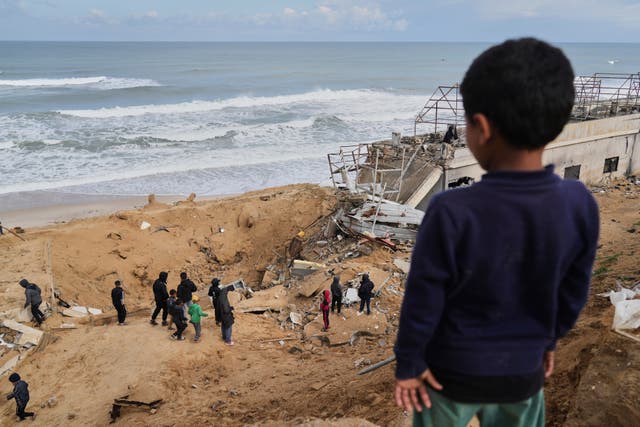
[275,1,409,32]
[78,8,118,25]
[0,0,28,16]
[145,10,158,19]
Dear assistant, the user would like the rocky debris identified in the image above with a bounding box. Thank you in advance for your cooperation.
[47,396,58,408]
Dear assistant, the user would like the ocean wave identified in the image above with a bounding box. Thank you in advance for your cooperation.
[0,76,161,90]
[56,89,408,118]
[0,149,328,195]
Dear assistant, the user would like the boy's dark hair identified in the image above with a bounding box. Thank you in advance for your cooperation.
[169,289,176,295]
[180,272,187,280]
[114,280,121,286]
[460,38,575,149]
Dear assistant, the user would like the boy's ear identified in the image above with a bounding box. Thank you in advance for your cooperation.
[471,113,493,145]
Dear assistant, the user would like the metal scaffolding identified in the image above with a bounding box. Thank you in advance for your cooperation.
[327,142,410,201]
[414,72,640,133]
[572,72,640,120]
[414,85,464,136]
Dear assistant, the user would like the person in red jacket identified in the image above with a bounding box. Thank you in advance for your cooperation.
[320,290,331,332]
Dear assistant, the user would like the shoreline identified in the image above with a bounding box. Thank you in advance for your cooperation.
[0,191,221,229]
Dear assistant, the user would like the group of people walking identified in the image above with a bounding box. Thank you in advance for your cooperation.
[142,271,236,345]
[320,273,375,332]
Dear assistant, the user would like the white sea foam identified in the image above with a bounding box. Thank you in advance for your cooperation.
[56,89,413,118]
[0,76,160,89]
[42,139,62,145]
[0,148,329,195]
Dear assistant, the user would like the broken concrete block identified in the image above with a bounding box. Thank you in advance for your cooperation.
[236,286,289,313]
[61,308,87,318]
[289,312,303,325]
[291,260,326,278]
[359,244,373,256]
[261,269,279,287]
[47,396,58,408]
[1,319,43,347]
[297,270,330,298]
[393,258,411,274]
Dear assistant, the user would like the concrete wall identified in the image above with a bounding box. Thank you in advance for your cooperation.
[448,113,640,185]
[413,113,640,209]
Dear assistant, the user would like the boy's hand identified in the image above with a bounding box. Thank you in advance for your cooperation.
[394,369,443,413]
[544,351,555,378]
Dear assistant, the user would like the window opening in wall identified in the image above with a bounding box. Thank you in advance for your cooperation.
[564,165,581,180]
[603,156,619,173]
[447,176,475,188]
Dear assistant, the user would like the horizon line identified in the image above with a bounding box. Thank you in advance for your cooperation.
[1,39,639,44]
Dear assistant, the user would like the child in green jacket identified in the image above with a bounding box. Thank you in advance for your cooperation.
[188,295,208,342]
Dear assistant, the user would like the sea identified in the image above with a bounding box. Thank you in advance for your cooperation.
[1,41,640,207]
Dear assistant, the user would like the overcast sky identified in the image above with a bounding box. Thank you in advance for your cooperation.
[1,0,639,42]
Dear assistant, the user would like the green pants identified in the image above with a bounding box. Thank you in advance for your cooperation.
[413,389,544,427]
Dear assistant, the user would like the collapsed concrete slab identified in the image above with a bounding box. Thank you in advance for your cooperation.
[1,319,44,348]
[296,270,332,298]
[291,260,326,278]
[236,286,290,313]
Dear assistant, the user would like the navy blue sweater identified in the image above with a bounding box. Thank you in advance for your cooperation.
[395,166,599,380]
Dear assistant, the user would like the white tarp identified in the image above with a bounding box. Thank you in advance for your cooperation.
[343,288,361,305]
[613,300,640,330]
[600,282,640,331]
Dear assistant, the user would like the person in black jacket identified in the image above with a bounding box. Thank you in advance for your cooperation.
[177,272,197,316]
[150,272,170,326]
[208,278,222,325]
[7,373,34,421]
[19,279,45,326]
[215,285,236,345]
[170,298,187,341]
[330,275,343,314]
[358,274,374,315]
[111,280,127,325]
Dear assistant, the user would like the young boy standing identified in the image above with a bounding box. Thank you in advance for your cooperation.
[7,373,35,421]
[166,289,177,330]
[394,38,599,427]
[170,298,187,341]
[188,294,208,342]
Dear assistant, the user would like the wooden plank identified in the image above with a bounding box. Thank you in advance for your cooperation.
[46,240,56,315]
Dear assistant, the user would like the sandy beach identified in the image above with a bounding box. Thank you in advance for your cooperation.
[0,191,224,229]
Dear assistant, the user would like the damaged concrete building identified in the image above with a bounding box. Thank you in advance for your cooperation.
[328,72,640,224]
